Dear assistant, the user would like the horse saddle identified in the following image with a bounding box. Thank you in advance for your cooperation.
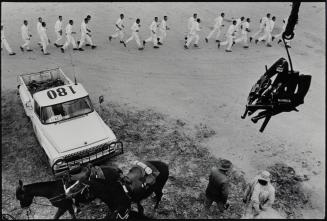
[125,161,160,190]
[71,164,105,182]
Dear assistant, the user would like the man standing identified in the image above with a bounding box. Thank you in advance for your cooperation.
[61,20,78,53]
[205,12,225,43]
[78,18,96,51]
[125,18,143,50]
[109,13,125,46]
[20,20,33,52]
[185,13,197,43]
[184,18,201,49]
[218,20,237,52]
[204,159,232,212]
[40,22,50,55]
[234,18,251,48]
[250,13,270,42]
[256,16,275,47]
[1,24,16,55]
[157,15,169,45]
[36,17,43,46]
[143,17,159,49]
[54,15,63,47]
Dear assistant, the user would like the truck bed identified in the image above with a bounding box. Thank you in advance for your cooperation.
[20,68,71,95]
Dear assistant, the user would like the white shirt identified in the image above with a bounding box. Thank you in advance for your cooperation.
[131,22,140,32]
[261,16,268,25]
[241,21,250,34]
[214,16,223,28]
[226,24,236,36]
[39,26,48,41]
[54,20,62,32]
[266,20,275,32]
[188,16,195,30]
[160,19,167,30]
[21,24,30,39]
[65,24,73,35]
[190,21,200,35]
[80,21,87,35]
[115,18,124,29]
[37,21,42,34]
[149,20,158,33]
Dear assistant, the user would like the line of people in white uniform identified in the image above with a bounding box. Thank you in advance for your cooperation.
[2,12,289,55]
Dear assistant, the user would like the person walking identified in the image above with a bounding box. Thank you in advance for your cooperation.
[20,20,33,52]
[205,12,225,43]
[1,24,16,55]
[218,20,237,52]
[125,18,143,50]
[40,22,50,55]
[184,18,201,49]
[234,18,251,48]
[256,16,276,47]
[185,13,197,43]
[36,17,43,46]
[250,13,270,42]
[157,15,169,45]
[78,18,96,51]
[143,17,160,49]
[272,18,291,48]
[54,15,64,47]
[109,13,125,46]
[61,20,78,53]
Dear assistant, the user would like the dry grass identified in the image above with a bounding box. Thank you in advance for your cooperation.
[2,90,311,219]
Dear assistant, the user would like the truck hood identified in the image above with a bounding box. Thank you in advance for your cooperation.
[42,112,116,153]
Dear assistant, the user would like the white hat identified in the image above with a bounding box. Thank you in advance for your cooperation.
[258,170,271,182]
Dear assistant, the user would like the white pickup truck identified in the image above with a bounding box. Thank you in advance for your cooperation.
[17,68,123,177]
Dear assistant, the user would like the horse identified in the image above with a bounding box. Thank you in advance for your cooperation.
[16,179,77,219]
[121,161,169,215]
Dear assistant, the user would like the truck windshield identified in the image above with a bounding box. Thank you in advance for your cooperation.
[41,96,94,124]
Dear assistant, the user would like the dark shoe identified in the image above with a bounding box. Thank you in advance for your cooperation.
[266,44,272,47]
[91,45,96,49]
[249,37,253,42]
[109,36,112,41]
[232,41,235,46]
[78,48,84,51]
[243,46,249,48]
[122,41,126,47]
[120,40,124,44]
[43,52,50,55]
[9,52,16,55]
[277,39,282,44]
[194,44,198,47]
[54,43,59,47]
[61,48,64,53]
[272,36,275,41]
[143,40,146,46]
[20,46,24,52]
[138,47,144,50]
[73,48,79,50]
[153,45,159,49]
[225,49,232,52]
[255,39,258,44]
[184,45,188,49]
[205,38,208,43]
[217,42,220,48]
[77,41,80,45]
[262,39,266,42]
[215,40,220,43]
[26,49,33,52]
[158,42,163,45]
[86,44,91,47]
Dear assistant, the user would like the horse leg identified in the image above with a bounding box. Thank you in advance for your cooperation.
[153,189,163,209]
[67,205,77,219]
[54,207,67,219]
[137,202,144,216]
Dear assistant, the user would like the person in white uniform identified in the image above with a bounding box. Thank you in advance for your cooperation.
[250,13,270,42]
[157,15,169,45]
[234,18,250,48]
[205,12,225,43]
[109,13,125,46]
[61,20,78,53]
[125,18,143,50]
[39,22,50,55]
[256,16,275,47]
[20,20,33,52]
[143,17,160,49]
[272,18,291,48]
[36,17,43,46]
[1,24,16,55]
[218,20,237,52]
[78,18,96,51]
[184,18,201,49]
[235,16,245,35]
[54,15,63,47]
[185,13,197,43]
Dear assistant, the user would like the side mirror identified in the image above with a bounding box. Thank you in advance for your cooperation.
[25,101,33,110]
[99,95,104,104]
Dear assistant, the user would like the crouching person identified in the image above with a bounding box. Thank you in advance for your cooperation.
[204,159,232,212]
[242,170,275,218]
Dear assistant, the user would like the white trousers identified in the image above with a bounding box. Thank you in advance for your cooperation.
[235,32,248,46]
[79,33,93,47]
[145,32,158,46]
[63,34,77,49]
[41,37,49,53]
[258,29,272,44]
[251,24,264,39]
[220,35,234,50]
[55,31,63,44]
[1,38,13,53]
[111,28,124,40]
[207,26,222,40]
[158,28,167,42]
[186,33,199,46]
[21,38,31,49]
[125,31,141,47]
